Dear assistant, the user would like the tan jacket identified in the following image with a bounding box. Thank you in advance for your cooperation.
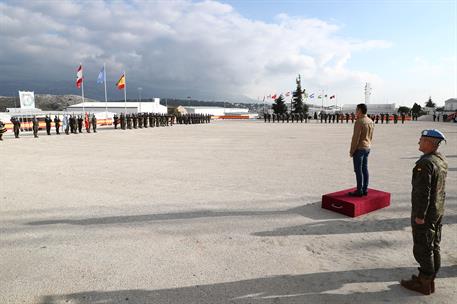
[350,114,374,156]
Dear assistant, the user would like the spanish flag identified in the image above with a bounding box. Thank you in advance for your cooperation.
[116,74,125,90]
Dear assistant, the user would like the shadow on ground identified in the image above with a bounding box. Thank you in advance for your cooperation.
[26,201,344,226]
[38,266,457,304]
[253,214,457,237]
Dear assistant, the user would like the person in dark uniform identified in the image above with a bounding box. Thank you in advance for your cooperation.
[386,113,390,124]
[394,114,398,124]
[77,115,83,133]
[91,114,97,133]
[44,115,52,135]
[143,113,148,128]
[320,112,323,123]
[11,117,21,138]
[113,114,119,129]
[149,113,154,127]
[54,115,61,134]
[0,120,6,141]
[127,113,132,129]
[138,113,143,128]
[32,116,39,138]
[401,129,448,295]
[401,113,406,124]
[120,113,126,130]
[346,113,349,123]
[351,112,355,123]
[332,114,336,123]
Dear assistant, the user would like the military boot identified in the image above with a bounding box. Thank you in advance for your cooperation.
[401,273,432,295]
[411,274,435,293]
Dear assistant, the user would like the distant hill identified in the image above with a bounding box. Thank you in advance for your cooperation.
[0,94,266,113]
[0,95,99,111]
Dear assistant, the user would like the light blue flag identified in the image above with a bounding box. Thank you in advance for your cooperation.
[97,66,105,84]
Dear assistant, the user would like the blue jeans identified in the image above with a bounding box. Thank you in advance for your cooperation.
[353,149,370,193]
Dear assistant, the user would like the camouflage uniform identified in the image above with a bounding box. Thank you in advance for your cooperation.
[411,152,447,278]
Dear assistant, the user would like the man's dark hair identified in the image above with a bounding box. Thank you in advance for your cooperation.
[356,103,367,114]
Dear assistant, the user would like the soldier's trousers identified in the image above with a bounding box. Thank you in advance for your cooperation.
[412,216,443,277]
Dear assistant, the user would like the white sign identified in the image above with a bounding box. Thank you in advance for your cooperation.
[19,91,35,109]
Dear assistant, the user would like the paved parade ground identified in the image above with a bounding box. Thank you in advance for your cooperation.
[1,120,456,304]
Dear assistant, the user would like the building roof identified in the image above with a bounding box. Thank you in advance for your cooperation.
[68,102,163,108]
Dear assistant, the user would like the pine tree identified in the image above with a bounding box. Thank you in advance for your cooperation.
[272,95,287,114]
[425,96,436,108]
[292,74,308,114]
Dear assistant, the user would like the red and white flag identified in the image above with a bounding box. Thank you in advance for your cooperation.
[271,94,277,100]
[76,65,83,88]
[330,95,336,99]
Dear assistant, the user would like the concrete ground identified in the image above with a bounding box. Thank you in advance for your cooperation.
[1,119,456,304]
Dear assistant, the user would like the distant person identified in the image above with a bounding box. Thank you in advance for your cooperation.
[63,115,70,135]
[44,115,52,135]
[32,116,39,138]
[401,129,448,295]
[91,114,97,133]
[11,117,21,138]
[0,120,6,141]
[348,103,374,197]
[54,115,61,134]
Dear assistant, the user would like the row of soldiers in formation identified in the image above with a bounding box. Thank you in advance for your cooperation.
[318,112,407,124]
[113,113,211,130]
[6,114,98,139]
[433,113,451,122]
[1,112,212,140]
[264,112,408,124]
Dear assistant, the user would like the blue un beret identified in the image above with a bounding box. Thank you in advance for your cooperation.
[421,129,447,142]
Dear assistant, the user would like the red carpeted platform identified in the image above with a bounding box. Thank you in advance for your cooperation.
[322,188,390,217]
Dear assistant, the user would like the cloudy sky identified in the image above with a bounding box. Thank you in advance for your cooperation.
[1,0,456,106]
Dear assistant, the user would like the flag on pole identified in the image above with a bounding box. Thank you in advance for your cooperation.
[310,93,315,98]
[330,95,336,99]
[116,73,125,90]
[97,66,105,84]
[271,94,277,100]
[318,95,322,99]
[76,65,83,88]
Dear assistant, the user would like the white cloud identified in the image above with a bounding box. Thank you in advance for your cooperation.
[0,0,394,102]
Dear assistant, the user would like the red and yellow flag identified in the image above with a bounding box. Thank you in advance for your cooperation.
[116,74,125,90]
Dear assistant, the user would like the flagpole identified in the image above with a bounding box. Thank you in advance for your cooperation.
[124,71,127,114]
[104,63,108,120]
[81,63,85,114]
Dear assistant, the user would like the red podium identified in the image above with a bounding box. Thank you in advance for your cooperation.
[322,188,390,217]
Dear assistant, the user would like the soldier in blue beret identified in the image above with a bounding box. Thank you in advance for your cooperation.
[401,129,448,295]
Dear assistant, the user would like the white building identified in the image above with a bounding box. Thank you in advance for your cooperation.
[183,106,249,116]
[444,98,457,112]
[66,98,167,114]
[341,103,396,114]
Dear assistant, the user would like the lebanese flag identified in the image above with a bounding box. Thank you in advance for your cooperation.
[330,95,336,99]
[76,65,83,88]
[116,74,125,90]
[271,94,277,100]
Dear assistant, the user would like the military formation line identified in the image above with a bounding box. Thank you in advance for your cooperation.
[0,113,211,141]
[264,112,409,124]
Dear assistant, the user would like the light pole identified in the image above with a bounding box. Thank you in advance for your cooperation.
[138,87,142,112]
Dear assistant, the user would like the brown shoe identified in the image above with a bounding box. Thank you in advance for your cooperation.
[412,274,435,293]
[401,273,432,295]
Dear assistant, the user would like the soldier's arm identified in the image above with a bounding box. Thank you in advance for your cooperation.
[349,121,361,156]
[412,160,433,219]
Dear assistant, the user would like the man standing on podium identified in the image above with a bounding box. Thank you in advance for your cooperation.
[401,129,448,295]
[349,103,374,197]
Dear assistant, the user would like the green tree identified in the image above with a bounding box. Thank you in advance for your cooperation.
[272,95,287,114]
[411,102,422,115]
[425,96,436,108]
[292,75,308,114]
[397,106,411,114]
